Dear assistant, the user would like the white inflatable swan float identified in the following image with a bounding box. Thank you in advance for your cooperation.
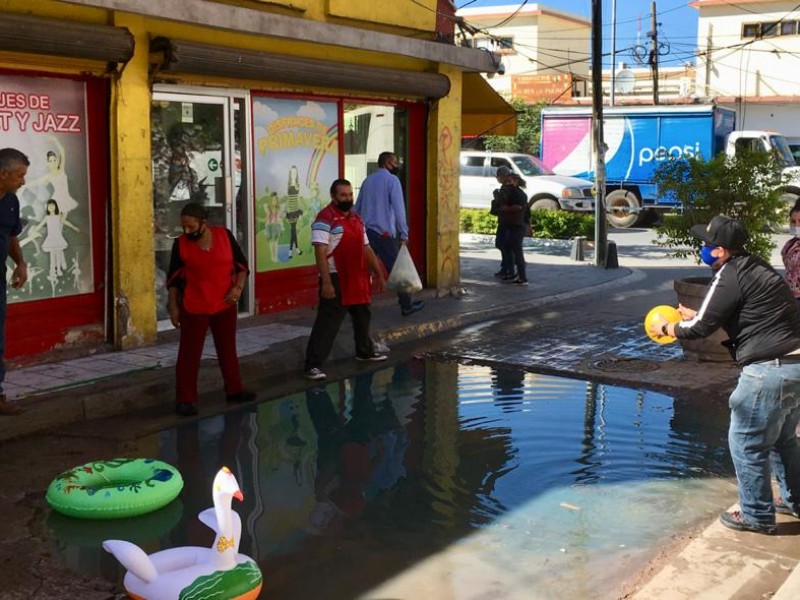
[104,466,263,600]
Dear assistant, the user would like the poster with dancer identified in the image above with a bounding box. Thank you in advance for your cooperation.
[252,96,338,272]
[0,75,93,301]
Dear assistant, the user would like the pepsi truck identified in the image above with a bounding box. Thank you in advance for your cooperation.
[540,105,800,228]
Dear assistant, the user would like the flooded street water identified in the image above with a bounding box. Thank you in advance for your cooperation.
[45,359,738,599]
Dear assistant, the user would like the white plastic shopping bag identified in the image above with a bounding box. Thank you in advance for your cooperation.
[387,245,423,293]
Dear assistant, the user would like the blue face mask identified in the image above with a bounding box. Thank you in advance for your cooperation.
[700,245,717,266]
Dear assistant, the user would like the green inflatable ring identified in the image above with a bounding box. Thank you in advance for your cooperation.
[46,458,184,520]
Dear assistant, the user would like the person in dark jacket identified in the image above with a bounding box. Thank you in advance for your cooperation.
[492,168,529,285]
[647,215,800,534]
[491,166,514,281]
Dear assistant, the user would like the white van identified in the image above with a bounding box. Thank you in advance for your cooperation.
[460,151,595,212]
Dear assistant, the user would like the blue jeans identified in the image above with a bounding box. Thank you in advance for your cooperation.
[729,360,800,527]
[366,230,412,310]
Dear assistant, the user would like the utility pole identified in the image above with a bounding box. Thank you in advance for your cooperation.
[649,0,659,105]
[610,0,618,106]
[592,0,606,266]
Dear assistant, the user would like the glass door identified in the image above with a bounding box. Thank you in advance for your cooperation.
[151,92,251,326]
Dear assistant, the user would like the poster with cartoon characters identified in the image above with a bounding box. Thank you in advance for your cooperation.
[1,75,93,302]
[252,97,338,272]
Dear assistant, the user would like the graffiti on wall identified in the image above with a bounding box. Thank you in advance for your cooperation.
[436,124,459,291]
[0,75,94,302]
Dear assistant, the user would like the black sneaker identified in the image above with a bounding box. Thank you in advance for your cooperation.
[401,300,425,317]
[513,278,529,286]
[305,367,327,381]
[175,402,198,417]
[775,499,800,519]
[501,273,517,281]
[719,510,777,535]
[494,271,508,279]
[226,391,257,403]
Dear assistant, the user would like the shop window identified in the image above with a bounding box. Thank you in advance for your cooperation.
[3,75,95,304]
[344,104,409,196]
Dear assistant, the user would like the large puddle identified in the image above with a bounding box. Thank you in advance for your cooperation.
[46,359,737,599]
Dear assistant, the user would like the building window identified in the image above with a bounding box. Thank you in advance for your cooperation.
[781,21,798,36]
[762,22,778,37]
[741,20,798,39]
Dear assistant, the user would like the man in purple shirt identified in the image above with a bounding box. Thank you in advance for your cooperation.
[354,152,424,317]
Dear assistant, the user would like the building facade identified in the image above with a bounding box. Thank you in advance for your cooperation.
[693,0,800,148]
[0,0,513,359]
[456,3,591,102]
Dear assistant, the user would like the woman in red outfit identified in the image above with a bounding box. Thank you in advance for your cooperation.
[167,203,255,416]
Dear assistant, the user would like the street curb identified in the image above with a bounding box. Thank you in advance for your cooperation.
[773,560,800,600]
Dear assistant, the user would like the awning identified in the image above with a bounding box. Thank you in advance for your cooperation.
[462,73,517,137]
[151,37,451,99]
[0,12,133,64]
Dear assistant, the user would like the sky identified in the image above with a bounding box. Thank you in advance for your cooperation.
[457,1,700,70]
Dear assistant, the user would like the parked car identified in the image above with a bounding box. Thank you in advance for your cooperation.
[459,151,595,212]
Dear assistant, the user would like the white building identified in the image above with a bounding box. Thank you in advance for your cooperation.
[694,0,800,149]
[456,3,590,100]
[456,4,693,105]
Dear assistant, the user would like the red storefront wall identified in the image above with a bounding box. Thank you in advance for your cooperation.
[5,72,108,359]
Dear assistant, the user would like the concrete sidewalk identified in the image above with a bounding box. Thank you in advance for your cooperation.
[1,232,799,600]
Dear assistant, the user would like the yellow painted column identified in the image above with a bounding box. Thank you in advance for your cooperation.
[426,65,462,297]
[110,13,157,348]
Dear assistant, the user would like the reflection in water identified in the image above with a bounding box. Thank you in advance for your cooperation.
[49,360,735,600]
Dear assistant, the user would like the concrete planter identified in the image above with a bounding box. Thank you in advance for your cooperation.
[673,277,734,362]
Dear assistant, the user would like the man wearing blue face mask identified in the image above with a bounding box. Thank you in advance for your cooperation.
[648,214,800,535]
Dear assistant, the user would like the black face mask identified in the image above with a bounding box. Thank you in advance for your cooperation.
[389,166,400,176]
[336,201,354,212]
[185,227,204,241]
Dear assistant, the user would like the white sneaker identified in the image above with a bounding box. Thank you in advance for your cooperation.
[305,367,327,380]
[356,353,388,362]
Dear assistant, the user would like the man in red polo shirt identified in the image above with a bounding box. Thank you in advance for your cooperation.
[304,179,387,381]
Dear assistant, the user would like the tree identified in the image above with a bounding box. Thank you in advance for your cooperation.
[481,100,545,156]
[652,150,786,262]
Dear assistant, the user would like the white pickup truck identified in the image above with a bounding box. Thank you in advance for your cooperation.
[726,130,800,206]
[459,151,595,212]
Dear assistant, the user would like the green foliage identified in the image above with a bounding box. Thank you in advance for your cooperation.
[459,208,595,240]
[531,210,595,240]
[652,151,785,262]
[459,209,497,234]
[482,100,544,156]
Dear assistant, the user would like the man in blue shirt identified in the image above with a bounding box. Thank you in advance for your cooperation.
[0,148,29,415]
[355,152,424,317]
